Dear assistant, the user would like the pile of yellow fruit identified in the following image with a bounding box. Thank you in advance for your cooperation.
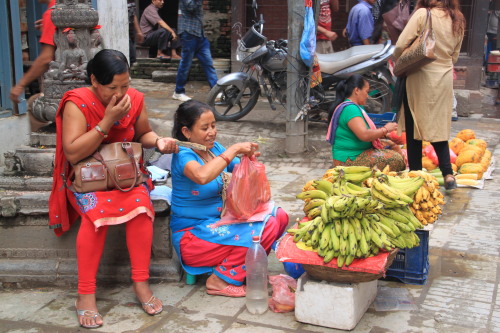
[449,129,492,186]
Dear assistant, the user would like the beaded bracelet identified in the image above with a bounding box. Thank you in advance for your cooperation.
[218,153,231,166]
[94,125,108,138]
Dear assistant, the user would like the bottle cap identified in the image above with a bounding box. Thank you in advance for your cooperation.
[252,236,260,241]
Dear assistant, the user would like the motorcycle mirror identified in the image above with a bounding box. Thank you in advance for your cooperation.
[252,0,258,10]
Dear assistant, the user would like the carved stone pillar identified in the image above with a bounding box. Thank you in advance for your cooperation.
[32,0,101,123]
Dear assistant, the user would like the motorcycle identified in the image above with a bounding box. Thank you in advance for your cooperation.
[207,15,395,122]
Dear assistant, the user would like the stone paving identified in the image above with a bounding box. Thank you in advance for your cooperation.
[0,80,499,332]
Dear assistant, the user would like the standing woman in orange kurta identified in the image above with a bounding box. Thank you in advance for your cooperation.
[49,49,178,329]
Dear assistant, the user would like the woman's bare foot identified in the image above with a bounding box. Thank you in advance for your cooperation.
[171,50,181,59]
[133,281,163,315]
[75,294,103,328]
[206,274,229,290]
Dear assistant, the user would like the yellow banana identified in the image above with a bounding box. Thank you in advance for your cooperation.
[307,206,322,219]
[339,166,371,174]
[303,198,326,214]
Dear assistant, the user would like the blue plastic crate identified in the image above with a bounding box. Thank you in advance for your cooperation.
[367,112,396,128]
[384,229,429,285]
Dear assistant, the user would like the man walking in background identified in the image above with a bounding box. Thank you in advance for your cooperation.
[344,0,376,46]
[172,0,218,102]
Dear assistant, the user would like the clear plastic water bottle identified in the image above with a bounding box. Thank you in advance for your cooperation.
[245,235,268,314]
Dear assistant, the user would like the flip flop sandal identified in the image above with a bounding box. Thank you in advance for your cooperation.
[75,302,103,329]
[206,284,246,297]
[140,295,163,315]
[156,56,171,63]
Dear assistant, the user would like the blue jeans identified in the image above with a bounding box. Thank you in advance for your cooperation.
[175,32,218,94]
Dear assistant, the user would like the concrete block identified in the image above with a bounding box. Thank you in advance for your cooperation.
[295,273,378,330]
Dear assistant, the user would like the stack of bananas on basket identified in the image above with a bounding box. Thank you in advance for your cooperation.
[290,166,425,268]
[406,170,445,225]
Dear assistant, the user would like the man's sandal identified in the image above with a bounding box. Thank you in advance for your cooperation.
[140,295,163,315]
[75,302,103,329]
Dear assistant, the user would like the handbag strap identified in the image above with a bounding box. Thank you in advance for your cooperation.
[93,142,139,192]
[423,8,433,32]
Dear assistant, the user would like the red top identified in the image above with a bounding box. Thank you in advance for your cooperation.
[39,0,57,46]
[317,0,333,40]
[48,87,155,236]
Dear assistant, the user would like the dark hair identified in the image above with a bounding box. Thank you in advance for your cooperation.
[86,49,129,85]
[327,74,368,124]
[172,100,215,141]
[416,0,465,36]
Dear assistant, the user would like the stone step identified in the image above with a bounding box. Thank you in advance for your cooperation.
[152,70,178,83]
[0,175,53,191]
[0,257,181,287]
[0,189,170,217]
[3,145,55,177]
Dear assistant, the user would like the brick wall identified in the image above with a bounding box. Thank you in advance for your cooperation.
[205,0,231,58]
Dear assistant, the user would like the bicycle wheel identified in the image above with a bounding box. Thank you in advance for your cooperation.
[206,83,260,121]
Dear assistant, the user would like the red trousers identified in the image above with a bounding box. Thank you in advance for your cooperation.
[76,213,153,294]
[180,208,289,285]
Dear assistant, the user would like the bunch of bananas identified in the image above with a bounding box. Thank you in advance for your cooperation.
[292,166,424,268]
[407,170,445,225]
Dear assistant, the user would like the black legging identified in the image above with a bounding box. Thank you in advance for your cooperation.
[403,89,453,177]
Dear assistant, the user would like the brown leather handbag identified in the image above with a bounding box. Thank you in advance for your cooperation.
[393,9,436,78]
[71,142,148,193]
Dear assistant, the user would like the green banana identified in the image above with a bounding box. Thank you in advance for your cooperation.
[307,206,322,219]
[345,181,371,197]
[359,230,369,256]
[311,228,321,249]
[339,235,348,256]
[337,254,346,268]
[313,179,334,196]
[348,226,358,255]
[342,170,373,183]
[350,216,363,241]
[296,190,328,200]
[376,221,396,238]
[332,181,343,196]
[303,198,326,213]
[372,178,402,201]
[339,166,371,174]
[319,227,331,251]
[370,229,383,248]
[323,249,336,264]
[342,218,350,239]
[378,214,401,236]
[345,254,355,266]
[320,203,330,223]
[329,224,340,251]
[334,219,342,237]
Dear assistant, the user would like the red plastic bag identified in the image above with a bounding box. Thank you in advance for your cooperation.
[422,145,438,165]
[223,155,271,220]
[268,274,297,313]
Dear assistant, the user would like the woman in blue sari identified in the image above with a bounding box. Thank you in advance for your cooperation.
[169,100,288,297]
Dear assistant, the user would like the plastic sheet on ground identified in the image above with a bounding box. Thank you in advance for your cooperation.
[373,286,417,311]
[275,225,393,275]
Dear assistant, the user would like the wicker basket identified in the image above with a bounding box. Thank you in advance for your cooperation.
[302,249,398,283]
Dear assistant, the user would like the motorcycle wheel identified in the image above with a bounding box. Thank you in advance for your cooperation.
[207,83,260,121]
[363,76,393,114]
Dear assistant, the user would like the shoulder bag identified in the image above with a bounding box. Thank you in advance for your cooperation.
[393,9,436,78]
[70,142,148,193]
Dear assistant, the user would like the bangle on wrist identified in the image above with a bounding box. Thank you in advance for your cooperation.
[219,153,231,166]
[94,125,108,138]
[155,137,162,147]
